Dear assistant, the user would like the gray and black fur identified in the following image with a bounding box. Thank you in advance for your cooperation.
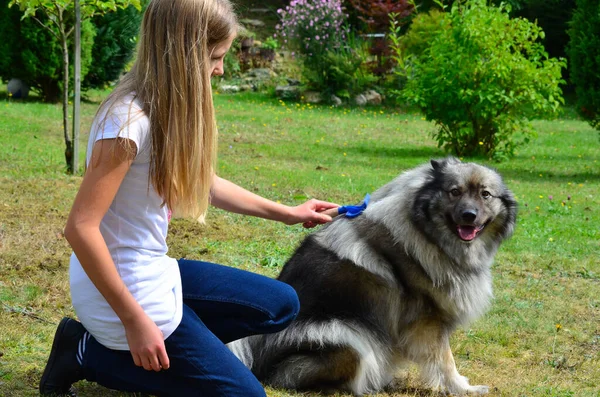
[228,157,517,395]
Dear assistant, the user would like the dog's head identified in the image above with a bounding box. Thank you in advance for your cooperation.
[414,157,517,244]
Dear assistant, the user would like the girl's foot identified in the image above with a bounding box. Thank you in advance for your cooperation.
[39,318,85,396]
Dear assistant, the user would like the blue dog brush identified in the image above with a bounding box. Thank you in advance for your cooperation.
[321,193,370,218]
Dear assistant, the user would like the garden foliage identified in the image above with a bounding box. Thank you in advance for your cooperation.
[398,9,448,60]
[512,0,576,63]
[348,0,414,32]
[0,0,95,102]
[84,3,143,89]
[395,0,566,160]
[9,0,140,174]
[1,0,140,100]
[276,0,376,98]
[567,0,600,131]
[347,0,415,76]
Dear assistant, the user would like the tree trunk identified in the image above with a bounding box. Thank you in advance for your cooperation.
[61,31,73,174]
[72,0,81,175]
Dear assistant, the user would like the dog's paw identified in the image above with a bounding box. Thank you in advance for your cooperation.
[465,385,489,395]
[443,376,488,396]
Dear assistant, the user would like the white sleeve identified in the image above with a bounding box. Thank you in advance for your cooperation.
[90,96,149,155]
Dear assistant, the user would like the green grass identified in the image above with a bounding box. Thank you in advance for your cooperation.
[0,90,599,397]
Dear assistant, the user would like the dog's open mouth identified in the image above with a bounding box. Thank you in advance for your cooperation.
[456,224,485,241]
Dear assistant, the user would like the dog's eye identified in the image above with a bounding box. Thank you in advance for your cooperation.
[450,188,461,197]
[482,190,491,199]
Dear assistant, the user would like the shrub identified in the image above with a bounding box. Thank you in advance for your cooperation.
[348,0,414,33]
[399,9,448,60]
[567,0,600,131]
[383,10,448,103]
[0,1,62,101]
[347,0,415,76]
[396,0,566,160]
[222,37,242,79]
[513,0,576,63]
[276,0,377,97]
[84,3,143,89]
[0,0,21,83]
[261,37,279,51]
[276,0,347,58]
[302,33,378,99]
[0,0,95,102]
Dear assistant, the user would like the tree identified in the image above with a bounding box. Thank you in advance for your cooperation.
[395,0,566,160]
[349,0,414,33]
[567,0,600,132]
[9,0,141,173]
[84,3,144,89]
[348,0,415,76]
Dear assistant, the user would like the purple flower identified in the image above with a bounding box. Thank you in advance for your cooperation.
[276,0,347,55]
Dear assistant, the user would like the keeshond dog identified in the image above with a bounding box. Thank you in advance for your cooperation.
[229,157,517,396]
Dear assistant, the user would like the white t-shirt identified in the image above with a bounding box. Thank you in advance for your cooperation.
[69,94,183,350]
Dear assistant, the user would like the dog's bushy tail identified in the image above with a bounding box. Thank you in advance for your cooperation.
[227,336,255,369]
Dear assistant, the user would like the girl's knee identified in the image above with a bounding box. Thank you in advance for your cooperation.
[269,282,299,331]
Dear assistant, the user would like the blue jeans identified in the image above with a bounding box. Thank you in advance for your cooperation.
[80,259,299,397]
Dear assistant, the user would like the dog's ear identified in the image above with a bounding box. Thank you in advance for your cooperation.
[431,157,461,171]
[431,159,443,171]
[499,186,518,239]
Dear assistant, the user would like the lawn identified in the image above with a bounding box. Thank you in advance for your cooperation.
[0,90,598,397]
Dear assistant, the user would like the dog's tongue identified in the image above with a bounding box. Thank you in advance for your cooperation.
[458,225,478,241]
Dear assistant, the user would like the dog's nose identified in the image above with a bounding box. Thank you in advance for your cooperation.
[461,209,477,223]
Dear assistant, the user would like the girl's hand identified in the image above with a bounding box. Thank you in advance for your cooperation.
[286,199,339,228]
[124,314,170,372]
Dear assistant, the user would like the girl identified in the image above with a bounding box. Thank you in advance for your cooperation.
[39,0,337,395]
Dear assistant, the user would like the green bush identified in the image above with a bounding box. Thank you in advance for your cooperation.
[383,8,447,101]
[84,3,143,89]
[397,0,565,160]
[0,1,21,83]
[513,0,576,63]
[400,9,448,60]
[0,1,95,102]
[222,42,242,80]
[0,0,62,101]
[567,0,600,131]
[276,0,377,99]
[1,0,138,100]
[301,34,378,99]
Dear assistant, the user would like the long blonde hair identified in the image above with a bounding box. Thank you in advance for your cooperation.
[99,0,237,220]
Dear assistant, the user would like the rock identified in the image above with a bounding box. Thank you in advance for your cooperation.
[354,94,367,106]
[330,95,343,106]
[302,91,322,104]
[7,78,29,99]
[240,18,265,27]
[364,89,382,105]
[240,37,254,50]
[246,68,273,79]
[219,85,240,94]
[286,78,301,86]
[275,85,300,100]
[239,84,254,92]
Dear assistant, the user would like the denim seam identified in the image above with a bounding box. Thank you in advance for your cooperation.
[182,295,275,319]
